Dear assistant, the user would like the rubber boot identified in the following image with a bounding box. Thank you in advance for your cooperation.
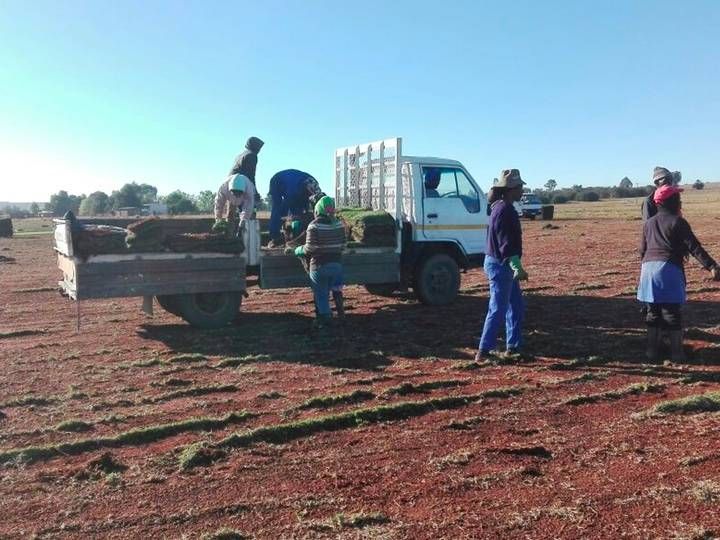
[645,326,661,362]
[332,291,345,319]
[669,329,686,362]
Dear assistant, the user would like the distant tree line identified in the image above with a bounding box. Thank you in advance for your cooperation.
[534,177,657,205]
[37,182,268,217]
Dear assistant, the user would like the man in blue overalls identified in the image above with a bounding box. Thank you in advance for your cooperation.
[267,169,324,248]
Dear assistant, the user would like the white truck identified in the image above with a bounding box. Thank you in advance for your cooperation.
[55,137,490,328]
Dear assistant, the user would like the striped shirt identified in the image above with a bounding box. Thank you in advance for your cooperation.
[304,216,346,271]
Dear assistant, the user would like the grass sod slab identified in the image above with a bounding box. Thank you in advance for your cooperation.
[181,387,527,469]
[563,382,665,406]
[646,391,720,416]
[0,411,254,465]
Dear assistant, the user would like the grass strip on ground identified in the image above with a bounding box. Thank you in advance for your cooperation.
[563,382,665,406]
[644,391,720,416]
[144,384,238,403]
[0,411,254,465]
[180,386,527,469]
[297,390,375,410]
[384,379,469,396]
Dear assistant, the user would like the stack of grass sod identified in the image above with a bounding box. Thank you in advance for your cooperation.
[125,217,166,252]
[337,208,396,248]
[0,217,12,238]
[164,232,244,254]
[73,225,129,259]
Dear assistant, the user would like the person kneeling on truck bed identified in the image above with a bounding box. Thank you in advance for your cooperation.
[292,196,345,329]
[268,169,325,248]
[213,173,256,237]
[477,169,529,361]
[638,183,720,362]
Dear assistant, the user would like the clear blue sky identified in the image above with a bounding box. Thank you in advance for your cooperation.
[1,0,718,202]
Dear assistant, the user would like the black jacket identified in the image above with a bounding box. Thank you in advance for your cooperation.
[229,136,264,184]
[640,208,716,271]
[641,193,657,221]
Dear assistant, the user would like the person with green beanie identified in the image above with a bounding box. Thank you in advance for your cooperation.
[293,196,346,328]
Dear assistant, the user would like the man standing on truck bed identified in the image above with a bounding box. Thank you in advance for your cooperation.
[268,169,325,248]
[229,136,264,207]
[213,173,255,236]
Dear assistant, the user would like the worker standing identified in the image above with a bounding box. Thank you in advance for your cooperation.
[293,196,345,329]
[213,174,255,236]
[268,169,325,247]
[642,167,681,221]
[229,136,264,207]
[638,182,720,361]
[477,169,528,360]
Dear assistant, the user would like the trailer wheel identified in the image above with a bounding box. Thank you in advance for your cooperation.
[365,284,398,297]
[156,295,184,317]
[178,292,242,329]
[414,254,460,306]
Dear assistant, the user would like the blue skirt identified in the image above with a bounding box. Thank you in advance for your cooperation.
[637,261,686,304]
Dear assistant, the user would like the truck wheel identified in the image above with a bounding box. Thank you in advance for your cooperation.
[178,292,242,329]
[414,254,460,306]
[156,295,184,317]
[365,284,398,297]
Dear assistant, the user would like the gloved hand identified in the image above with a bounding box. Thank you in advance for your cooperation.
[211,219,228,233]
[508,255,529,281]
[711,266,720,281]
[294,246,305,257]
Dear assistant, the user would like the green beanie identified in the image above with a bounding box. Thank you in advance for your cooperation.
[314,196,336,217]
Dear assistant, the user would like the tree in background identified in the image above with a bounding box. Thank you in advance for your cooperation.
[163,191,198,214]
[195,190,215,213]
[79,191,111,216]
[619,177,633,189]
[29,202,40,215]
[571,184,583,192]
[110,182,158,209]
[138,183,158,204]
[46,191,85,215]
[545,179,557,192]
[694,179,705,190]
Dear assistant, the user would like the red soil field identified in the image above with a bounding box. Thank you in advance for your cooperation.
[1,217,719,539]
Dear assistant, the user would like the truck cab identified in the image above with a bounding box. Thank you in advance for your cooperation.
[334,137,489,305]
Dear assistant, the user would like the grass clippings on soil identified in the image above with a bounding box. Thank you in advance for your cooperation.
[55,419,93,433]
[0,411,254,465]
[200,528,250,540]
[145,384,238,404]
[0,329,46,340]
[168,353,208,364]
[217,354,271,368]
[384,379,470,396]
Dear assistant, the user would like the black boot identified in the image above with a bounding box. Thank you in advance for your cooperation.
[669,329,686,362]
[646,326,661,362]
[332,291,345,319]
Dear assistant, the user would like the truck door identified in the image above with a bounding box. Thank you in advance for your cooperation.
[421,166,487,255]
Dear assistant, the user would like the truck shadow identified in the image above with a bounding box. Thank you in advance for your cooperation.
[137,293,720,371]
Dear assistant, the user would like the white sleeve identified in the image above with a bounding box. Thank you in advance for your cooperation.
[214,183,229,220]
[238,180,255,220]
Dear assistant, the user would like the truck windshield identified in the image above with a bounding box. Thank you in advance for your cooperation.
[422,167,480,213]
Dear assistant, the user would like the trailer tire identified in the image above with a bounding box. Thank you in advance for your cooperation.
[156,295,184,317]
[177,291,242,329]
[365,284,398,297]
[414,254,460,306]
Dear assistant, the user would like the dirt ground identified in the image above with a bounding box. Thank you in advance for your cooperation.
[1,216,720,539]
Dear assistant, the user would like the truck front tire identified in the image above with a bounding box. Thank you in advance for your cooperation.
[177,292,242,329]
[414,254,460,306]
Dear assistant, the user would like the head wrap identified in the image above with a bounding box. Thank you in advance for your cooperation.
[653,184,683,205]
[314,195,336,217]
[228,174,248,192]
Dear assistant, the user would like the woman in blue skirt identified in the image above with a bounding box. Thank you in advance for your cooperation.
[638,177,720,361]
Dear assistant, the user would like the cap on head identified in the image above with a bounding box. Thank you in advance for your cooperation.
[653,184,684,205]
[314,195,336,217]
[495,169,525,189]
[229,173,248,193]
[652,166,673,186]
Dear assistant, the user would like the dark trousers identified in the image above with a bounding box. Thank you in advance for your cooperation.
[644,303,682,330]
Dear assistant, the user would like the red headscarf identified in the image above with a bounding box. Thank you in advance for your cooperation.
[653,185,683,205]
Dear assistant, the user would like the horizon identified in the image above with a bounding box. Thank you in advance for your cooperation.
[1,0,719,203]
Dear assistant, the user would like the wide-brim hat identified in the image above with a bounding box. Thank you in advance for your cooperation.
[495,169,525,189]
[652,166,673,185]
